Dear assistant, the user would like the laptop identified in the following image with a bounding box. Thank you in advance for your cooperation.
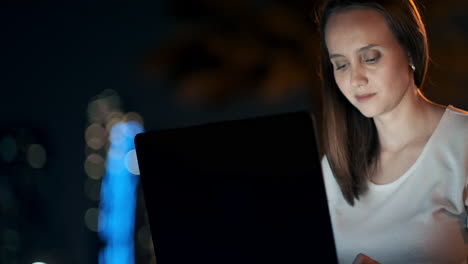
[134,111,338,264]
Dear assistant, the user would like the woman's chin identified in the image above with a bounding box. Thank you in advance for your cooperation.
[355,105,378,118]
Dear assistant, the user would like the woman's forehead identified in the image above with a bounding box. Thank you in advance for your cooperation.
[324,8,396,55]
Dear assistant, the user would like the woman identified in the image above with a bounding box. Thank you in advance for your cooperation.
[316,0,468,263]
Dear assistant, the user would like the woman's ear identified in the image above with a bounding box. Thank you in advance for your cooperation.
[408,53,415,71]
[407,52,414,65]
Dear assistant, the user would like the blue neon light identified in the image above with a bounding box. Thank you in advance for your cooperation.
[99,121,144,264]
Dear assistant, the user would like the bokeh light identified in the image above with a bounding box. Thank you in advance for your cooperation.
[85,145,107,159]
[87,89,121,124]
[84,178,101,201]
[105,111,124,131]
[124,149,140,175]
[86,89,146,264]
[99,121,144,264]
[87,99,110,124]
[84,154,105,180]
[0,135,18,163]
[85,123,107,150]
[26,144,47,169]
[108,121,144,146]
[124,112,144,126]
[85,208,100,232]
[108,122,126,146]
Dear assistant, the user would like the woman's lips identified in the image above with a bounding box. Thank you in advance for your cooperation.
[355,93,376,102]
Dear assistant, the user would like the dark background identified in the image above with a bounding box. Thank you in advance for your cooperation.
[1,1,467,263]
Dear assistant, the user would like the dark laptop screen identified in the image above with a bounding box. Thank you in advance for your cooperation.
[135,112,337,264]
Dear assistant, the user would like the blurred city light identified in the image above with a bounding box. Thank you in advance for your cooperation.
[85,123,107,150]
[85,208,100,232]
[84,178,101,201]
[98,121,144,264]
[124,149,140,175]
[26,144,47,169]
[87,89,121,124]
[86,89,146,264]
[105,111,124,133]
[124,112,144,126]
[84,154,105,180]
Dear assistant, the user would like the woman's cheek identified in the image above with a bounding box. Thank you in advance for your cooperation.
[335,78,351,98]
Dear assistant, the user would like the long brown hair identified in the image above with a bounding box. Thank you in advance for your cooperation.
[316,0,429,205]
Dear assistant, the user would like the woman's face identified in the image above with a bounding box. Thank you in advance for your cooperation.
[325,8,414,118]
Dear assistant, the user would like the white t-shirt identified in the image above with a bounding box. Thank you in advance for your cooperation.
[321,105,468,264]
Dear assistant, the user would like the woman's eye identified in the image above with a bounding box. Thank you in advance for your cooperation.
[336,64,346,70]
[363,52,381,63]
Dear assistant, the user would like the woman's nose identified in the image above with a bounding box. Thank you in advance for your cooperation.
[350,65,368,88]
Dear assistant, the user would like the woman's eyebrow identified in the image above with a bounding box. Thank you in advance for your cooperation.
[329,44,379,59]
[358,44,379,53]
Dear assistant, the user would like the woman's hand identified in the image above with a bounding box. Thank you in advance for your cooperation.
[352,253,380,264]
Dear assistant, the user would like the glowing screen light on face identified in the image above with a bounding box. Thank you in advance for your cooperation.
[98,121,144,264]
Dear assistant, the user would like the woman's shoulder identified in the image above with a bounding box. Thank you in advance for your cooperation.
[445,105,468,129]
[447,105,468,115]
[439,105,468,153]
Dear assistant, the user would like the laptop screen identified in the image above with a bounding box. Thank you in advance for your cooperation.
[135,111,337,264]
